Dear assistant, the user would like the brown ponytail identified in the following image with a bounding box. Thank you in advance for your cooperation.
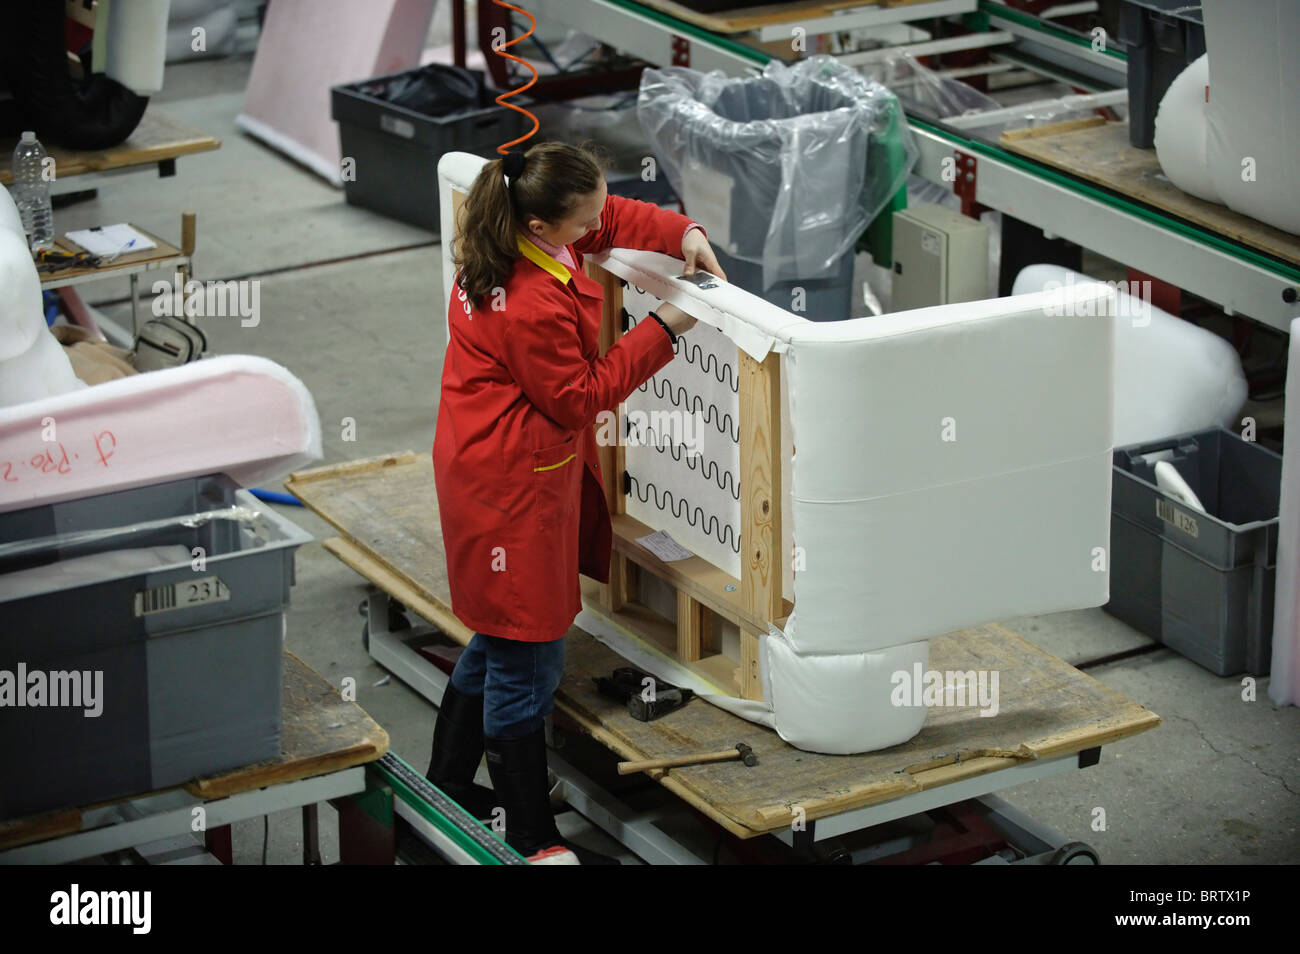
[453,141,605,307]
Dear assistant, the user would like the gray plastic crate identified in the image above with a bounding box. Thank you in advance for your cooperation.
[1106,428,1281,676]
[0,474,312,821]
[1119,0,1205,149]
[331,66,526,232]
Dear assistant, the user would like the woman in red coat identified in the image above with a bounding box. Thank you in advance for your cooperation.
[430,142,723,864]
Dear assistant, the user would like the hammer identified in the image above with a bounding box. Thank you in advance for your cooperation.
[617,742,757,775]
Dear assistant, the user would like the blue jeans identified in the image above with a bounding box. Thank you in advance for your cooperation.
[449,632,566,740]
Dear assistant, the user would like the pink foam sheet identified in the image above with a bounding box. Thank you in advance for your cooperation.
[0,355,322,512]
[235,0,435,184]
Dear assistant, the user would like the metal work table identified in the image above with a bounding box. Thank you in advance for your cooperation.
[284,451,1160,866]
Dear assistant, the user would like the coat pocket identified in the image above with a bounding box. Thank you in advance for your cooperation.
[531,436,580,531]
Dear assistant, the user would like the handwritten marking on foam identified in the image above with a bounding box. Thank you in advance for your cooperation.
[2,430,118,483]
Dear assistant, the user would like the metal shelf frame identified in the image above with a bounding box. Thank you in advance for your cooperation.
[523,0,1298,332]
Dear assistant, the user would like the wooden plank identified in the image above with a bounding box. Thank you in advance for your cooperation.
[287,450,423,487]
[740,626,763,701]
[451,187,466,241]
[325,536,474,645]
[1000,115,1107,143]
[0,808,82,852]
[611,511,792,634]
[187,653,388,799]
[41,226,183,283]
[739,351,782,621]
[633,0,884,34]
[557,618,1162,835]
[0,108,221,186]
[589,259,630,614]
[1001,119,1300,267]
[738,351,781,704]
[675,590,716,661]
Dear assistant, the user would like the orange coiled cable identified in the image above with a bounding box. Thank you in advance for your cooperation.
[491,1,540,153]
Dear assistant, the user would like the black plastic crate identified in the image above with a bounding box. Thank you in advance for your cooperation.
[1119,0,1205,149]
[331,65,527,232]
[1106,428,1281,676]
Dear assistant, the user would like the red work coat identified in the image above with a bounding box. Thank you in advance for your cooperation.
[433,194,694,641]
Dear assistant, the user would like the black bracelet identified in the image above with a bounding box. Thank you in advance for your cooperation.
[646,310,678,344]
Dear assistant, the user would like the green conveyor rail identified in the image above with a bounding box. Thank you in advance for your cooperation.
[606,0,768,65]
[909,116,1300,284]
[972,0,1126,63]
[610,0,1300,285]
[375,752,527,865]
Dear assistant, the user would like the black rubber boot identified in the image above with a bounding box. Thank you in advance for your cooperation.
[426,683,496,819]
[485,727,619,865]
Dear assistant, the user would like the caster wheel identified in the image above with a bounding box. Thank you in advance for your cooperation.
[1050,842,1100,865]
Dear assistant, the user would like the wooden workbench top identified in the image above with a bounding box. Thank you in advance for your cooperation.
[1001,118,1300,269]
[286,451,1161,838]
[0,108,221,187]
[631,0,920,35]
[38,225,183,285]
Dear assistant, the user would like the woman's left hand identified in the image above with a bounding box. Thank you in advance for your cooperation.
[681,229,727,281]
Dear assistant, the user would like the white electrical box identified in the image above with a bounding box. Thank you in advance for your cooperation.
[890,203,989,311]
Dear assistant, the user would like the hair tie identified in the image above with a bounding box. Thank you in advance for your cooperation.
[502,150,526,186]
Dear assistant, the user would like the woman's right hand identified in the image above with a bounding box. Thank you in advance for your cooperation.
[656,302,697,335]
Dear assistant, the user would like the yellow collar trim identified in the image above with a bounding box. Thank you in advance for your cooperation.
[516,234,571,285]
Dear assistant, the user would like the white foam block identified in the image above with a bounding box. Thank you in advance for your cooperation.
[764,634,930,754]
[1269,317,1300,707]
[0,325,86,406]
[0,226,47,362]
[1203,0,1300,235]
[1154,54,1218,203]
[1013,264,1247,446]
[784,286,1115,654]
[0,186,83,399]
[105,0,171,95]
[0,355,322,512]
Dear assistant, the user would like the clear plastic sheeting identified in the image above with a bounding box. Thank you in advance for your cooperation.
[858,53,998,123]
[637,55,916,289]
[0,505,263,562]
[859,53,1099,139]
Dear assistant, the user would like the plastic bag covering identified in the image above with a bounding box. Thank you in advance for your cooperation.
[357,63,491,116]
[858,53,998,123]
[860,53,1094,139]
[637,56,916,289]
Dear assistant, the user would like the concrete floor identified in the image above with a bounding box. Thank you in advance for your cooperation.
[55,50,1298,865]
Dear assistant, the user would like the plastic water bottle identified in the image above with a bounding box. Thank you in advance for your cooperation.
[12,131,55,250]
